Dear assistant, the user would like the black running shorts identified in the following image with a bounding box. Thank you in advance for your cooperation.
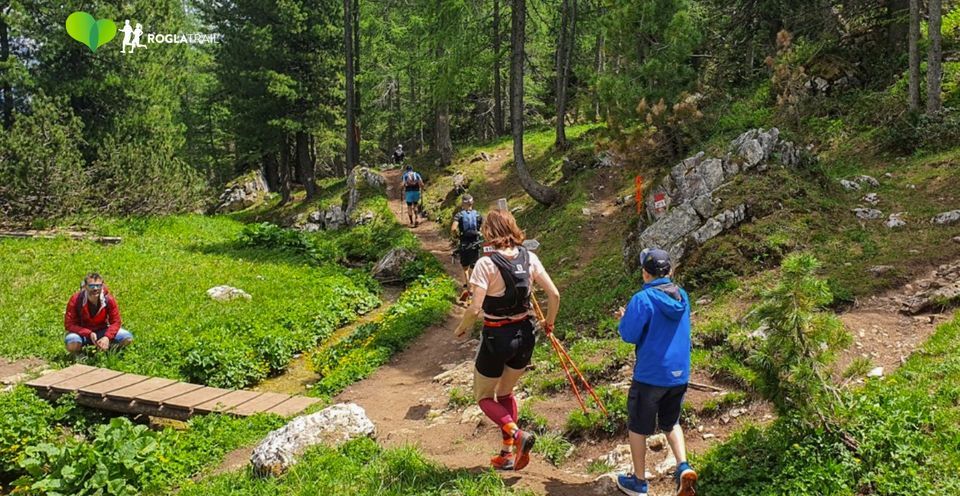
[475,318,536,378]
[627,380,688,435]
[459,244,481,268]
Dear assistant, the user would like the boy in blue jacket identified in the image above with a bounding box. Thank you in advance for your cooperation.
[615,248,697,496]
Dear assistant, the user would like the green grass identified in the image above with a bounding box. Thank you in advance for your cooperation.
[532,431,575,466]
[0,215,379,384]
[178,437,530,496]
[696,314,960,495]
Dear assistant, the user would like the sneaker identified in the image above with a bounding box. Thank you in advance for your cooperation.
[674,461,698,496]
[512,430,536,471]
[616,474,648,496]
[490,452,515,470]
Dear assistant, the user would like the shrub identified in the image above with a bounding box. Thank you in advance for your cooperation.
[182,329,268,389]
[0,387,66,481]
[14,417,159,496]
[564,387,628,438]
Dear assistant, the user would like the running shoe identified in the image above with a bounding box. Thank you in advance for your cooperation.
[616,474,648,496]
[674,461,698,496]
[512,430,536,471]
[490,452,515,470]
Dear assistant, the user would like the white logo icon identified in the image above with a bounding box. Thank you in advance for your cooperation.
[119,20,147,53]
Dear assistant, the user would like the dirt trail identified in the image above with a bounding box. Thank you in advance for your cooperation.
[335,168,601,495]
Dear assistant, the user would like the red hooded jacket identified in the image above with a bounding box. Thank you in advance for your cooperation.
[64,287,122,340]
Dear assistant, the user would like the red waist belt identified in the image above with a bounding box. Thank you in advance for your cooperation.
[483,316,531,328]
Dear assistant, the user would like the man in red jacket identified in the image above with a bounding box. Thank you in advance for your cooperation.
[64,273,133,353]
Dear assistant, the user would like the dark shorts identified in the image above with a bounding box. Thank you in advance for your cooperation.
[475,318,536,378]
[459,245,481,268]
[627,380,688,435]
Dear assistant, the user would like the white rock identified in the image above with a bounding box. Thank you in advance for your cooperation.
[863,193,880,205]
[867,367,884,378]
[854,175,880,188]
[251,403,375,476]
[840,179,861,191]
[206,285,252,301]
[853,208,883,220]
[646,433,667,451]
[931,210,960,225]
[885,213,906,229]
[460,405,485,425]
[655,452,678,476]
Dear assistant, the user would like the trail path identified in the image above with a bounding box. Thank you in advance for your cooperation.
[335,168,602,495]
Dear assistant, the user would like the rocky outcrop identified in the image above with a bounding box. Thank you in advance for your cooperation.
[899,262,960,314]
[624,128,810,270]
[932,210,960,225]
[215,171,269,213]
[371,248,417,283]
[251,403,375,477]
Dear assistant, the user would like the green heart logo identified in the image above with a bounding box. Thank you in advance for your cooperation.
[66,12,117,52]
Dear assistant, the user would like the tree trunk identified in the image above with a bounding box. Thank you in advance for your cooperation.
[344,0,357,173]
[435,103,453,166]
[593,32,603,121]
[296,131,316,199]
[352,0,361,162]
[908,0,921,112]
[263,152,279,192]
[278,141,292,205]
[887,0,910,56]
[511,0,557,206]
[926,0,943,116]
[0,6,12,130]
[554,0,576,150]
[493,0,504,135]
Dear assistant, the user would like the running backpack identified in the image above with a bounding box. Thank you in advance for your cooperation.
[459,210,480,234]
[403,171,421,187]
[482,247,532,317]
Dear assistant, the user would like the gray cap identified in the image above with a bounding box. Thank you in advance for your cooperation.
[461,194,474,204]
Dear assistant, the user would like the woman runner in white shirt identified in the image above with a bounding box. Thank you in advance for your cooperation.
[453,208,560,471]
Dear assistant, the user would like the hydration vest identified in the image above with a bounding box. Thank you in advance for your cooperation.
[403,171,421,192]
[482,247,532,318]
[458,210,481,244]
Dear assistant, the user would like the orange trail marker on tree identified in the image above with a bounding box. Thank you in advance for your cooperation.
[635,175,644,215]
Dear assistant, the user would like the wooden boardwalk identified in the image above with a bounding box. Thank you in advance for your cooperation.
[26,364,321,421]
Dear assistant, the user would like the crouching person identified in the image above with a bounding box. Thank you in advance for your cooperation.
[65,273,133,353]
[615,249,697,496]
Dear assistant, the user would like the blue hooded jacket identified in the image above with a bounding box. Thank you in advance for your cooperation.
[618,277,691,387]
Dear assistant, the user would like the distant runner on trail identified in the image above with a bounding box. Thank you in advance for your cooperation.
[453,209,560,472]
[392,144,405,165]
[450,194,483,302]
[64,273,134,355]
[614,248,697,496]
[401,165,425,227]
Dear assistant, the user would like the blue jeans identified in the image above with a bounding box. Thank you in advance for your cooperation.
[65,328,133,346]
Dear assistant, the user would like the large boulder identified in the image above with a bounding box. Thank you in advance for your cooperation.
[625,128,801,270]
[251,403,375,477]
[215,171,269,213]
[371,248,417,283]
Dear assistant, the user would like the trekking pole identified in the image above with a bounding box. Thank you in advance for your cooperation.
[531,295,608,416]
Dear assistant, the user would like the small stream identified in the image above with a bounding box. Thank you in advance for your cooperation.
[253,286,403,396]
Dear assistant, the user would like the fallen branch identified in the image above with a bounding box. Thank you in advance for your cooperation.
[688,381,725,393]
[0,230,121,245]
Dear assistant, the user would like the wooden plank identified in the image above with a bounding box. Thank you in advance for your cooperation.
[135,382,204,406]
[106,377,177,401]
[25,364,97,390]
[161,387,232,410]
[193,390,264,414]
[50,368,125,393]
[230,392,291,416]
[264,396,322,417]
[78,374,150,398]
